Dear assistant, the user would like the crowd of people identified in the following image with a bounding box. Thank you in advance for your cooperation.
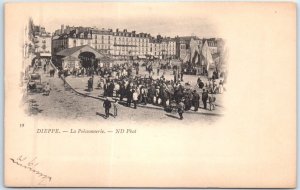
[92,62,225,113]
[60,59,226,119]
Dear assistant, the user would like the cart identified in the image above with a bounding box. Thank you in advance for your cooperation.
[27,73,44,93]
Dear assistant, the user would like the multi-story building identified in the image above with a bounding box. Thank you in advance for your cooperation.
[205,38,218,54]
[52,26,151,59]
[149,37,161,58]
[52,25,177,60]
[148,35,175,59]
[161,37,176,59]
[33,26,52,54]
[111,29,150,58]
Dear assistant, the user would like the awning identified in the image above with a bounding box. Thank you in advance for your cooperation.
[138,55,147,59]
[40,53,51,57]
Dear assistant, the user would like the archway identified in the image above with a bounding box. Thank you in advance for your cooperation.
[78,51,96,69]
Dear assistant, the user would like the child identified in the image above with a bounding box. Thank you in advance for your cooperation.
[43,82,51,96]
[113,100,118,117]
[209,95,216,111]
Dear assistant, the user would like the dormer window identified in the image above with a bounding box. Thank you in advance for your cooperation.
[80,33,84,38]
[88,33,91,38]
[73,33,76,38]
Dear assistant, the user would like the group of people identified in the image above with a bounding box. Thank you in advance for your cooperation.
[97,71,220,114]
[60,58,225,120]
[197,77,225,94]
[103,98,118,119]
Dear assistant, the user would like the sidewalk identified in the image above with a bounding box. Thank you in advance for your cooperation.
[64,75,225,116]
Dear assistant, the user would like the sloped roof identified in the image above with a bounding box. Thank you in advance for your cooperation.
[56,45,112,61]
[56,45,91,57]
[62,56,80,61]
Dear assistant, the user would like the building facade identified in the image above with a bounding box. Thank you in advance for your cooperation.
[52,25,177,60]
[205,38,218,54]
[33,26,52,54]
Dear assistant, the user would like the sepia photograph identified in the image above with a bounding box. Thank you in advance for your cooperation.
[4,2,296,188]
[23,13,227,123]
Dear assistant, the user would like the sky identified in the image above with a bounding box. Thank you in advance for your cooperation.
[29,2,219,38]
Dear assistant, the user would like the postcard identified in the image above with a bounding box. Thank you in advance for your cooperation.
[4,2,296,187]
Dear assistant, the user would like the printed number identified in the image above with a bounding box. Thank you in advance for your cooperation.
[20,123,24,127]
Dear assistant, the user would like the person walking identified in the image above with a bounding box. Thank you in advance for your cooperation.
[43,82,51,96]
[132,90,138,109]
[192,90,200,111]
[180,69,184,81]
[202,89,209,110]
[43,64,47,74]
[127,89,133,107]
[88,77,94,91]
[119,83,126,101]
[103,97,112,118]
[209,94,216,111]
[113,100,118,117]
[177,100,185,120]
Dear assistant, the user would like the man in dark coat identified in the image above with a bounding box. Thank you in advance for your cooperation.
[103,97,112,118]
[88,77,93,91]
[192,90,200,111]
[197,77,204,89]
[108,82,114,97]
[184,97,191,111]
[202,89,209,109]
[103,83,108,96]
[126,89,133,107]
[180,69,184,81]
[119,83,126,101]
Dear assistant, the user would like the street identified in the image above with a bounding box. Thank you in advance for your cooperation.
[25,68,222,124]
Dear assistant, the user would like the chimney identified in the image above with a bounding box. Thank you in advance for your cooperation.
[116,28,119,32]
